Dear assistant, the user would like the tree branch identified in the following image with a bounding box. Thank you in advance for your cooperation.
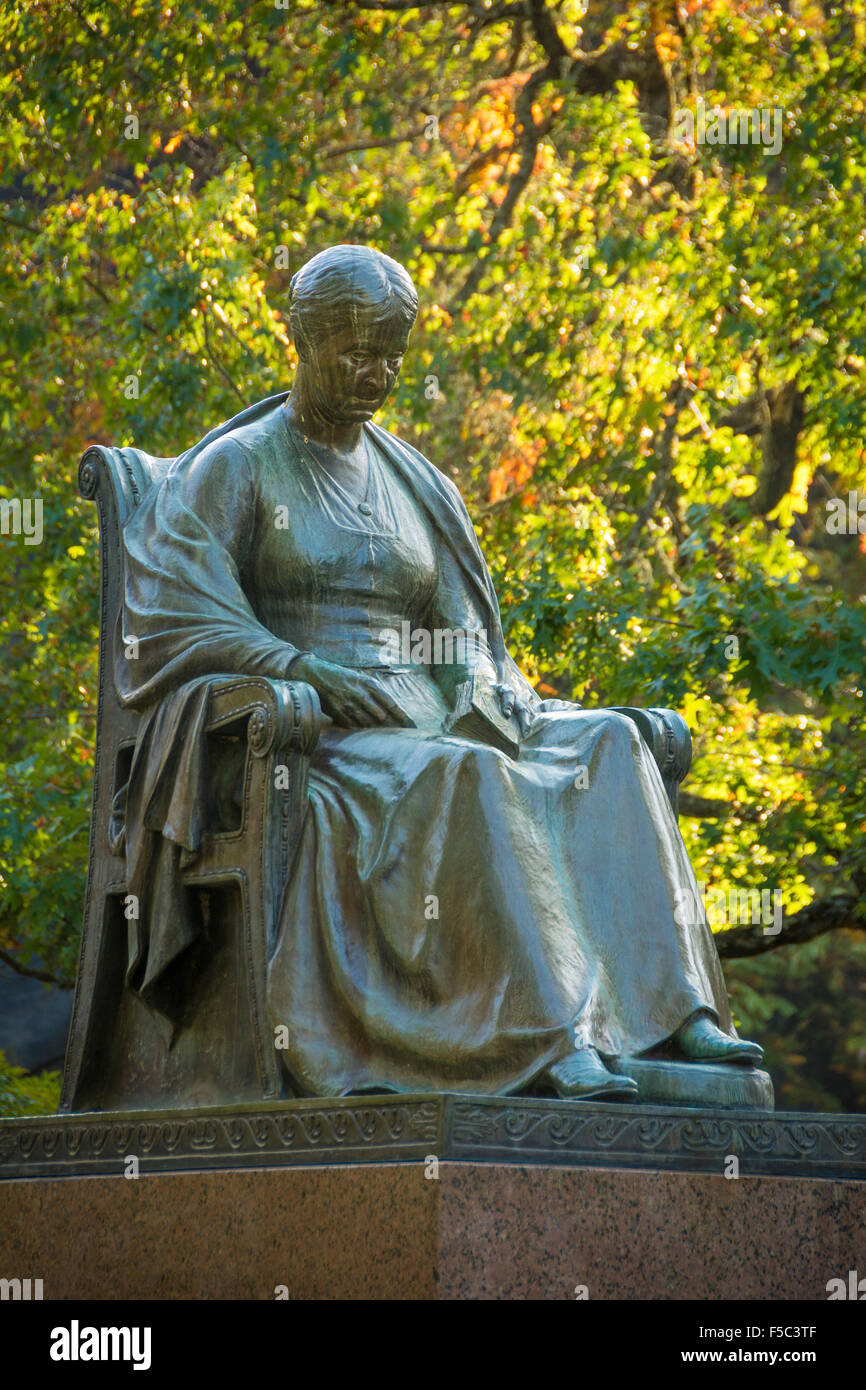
[526,0,572,66]
[319,134,420,160]
[348,0,524,13]
[0,946,70,989]
[418,239,477,254]
[715,894,865,959]
[622,377,691,553]
[450,62,557,309]
[679,792,765,823]
[201,317,247,403]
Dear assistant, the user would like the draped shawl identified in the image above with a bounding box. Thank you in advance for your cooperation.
[115,394,540,1024]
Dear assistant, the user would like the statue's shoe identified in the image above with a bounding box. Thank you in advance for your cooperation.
[675,1012,764,1065]
[546,1048,639,1100]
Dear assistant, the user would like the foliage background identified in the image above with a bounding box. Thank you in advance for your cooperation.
[1,0,864,1113]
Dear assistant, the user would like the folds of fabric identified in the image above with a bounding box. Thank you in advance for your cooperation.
[111,398,734,1090]
[266,706,733,1096]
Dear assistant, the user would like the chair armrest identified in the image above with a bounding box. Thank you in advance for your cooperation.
[608,706,692,816]
[204,676,326,757]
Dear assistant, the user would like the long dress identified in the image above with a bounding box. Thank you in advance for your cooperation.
[116,396,735,1097]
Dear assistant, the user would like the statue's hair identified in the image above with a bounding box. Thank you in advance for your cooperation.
[289,244,418,351]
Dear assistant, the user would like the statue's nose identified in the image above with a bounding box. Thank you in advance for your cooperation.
[367,360,388,391]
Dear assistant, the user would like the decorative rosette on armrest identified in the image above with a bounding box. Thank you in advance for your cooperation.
[205,676,327,758]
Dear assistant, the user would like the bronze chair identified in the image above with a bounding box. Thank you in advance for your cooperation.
[60,445,326,1113]
[61,443,692,1113]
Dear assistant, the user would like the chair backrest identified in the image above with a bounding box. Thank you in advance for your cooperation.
[60,445,174,1111]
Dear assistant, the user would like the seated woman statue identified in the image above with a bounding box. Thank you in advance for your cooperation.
[116,243,762,1102]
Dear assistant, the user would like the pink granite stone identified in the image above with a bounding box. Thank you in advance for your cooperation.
[0,1161,863,1300]
[437,1163,866,1300]
[0,1165,438,1300]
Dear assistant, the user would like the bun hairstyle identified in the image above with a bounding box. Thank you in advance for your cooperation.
[289,244,418,352]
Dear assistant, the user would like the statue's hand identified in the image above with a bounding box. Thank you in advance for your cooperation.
[291,654,414,729]
[493,682,534,737]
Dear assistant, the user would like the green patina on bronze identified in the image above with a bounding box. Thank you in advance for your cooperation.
[62,246,765,1114]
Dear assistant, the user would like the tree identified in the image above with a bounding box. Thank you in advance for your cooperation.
[1,0,864,1109]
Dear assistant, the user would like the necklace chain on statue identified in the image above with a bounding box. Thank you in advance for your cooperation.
[294,424,374,515]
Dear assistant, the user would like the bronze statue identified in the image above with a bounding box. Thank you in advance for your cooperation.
[65,244,764,1111]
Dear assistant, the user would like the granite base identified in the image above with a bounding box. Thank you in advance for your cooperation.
[1,1160,864,1300]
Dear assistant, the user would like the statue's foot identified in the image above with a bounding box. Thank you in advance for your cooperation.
[546,1048,639,1101]
[674,1011,763,1066]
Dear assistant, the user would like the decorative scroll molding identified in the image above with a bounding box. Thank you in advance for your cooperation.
[448,1098,866,1180]
[1,1095,864,1181]
[0,1097,441,1179]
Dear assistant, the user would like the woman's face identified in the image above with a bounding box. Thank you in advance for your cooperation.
[303,308,411,425]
